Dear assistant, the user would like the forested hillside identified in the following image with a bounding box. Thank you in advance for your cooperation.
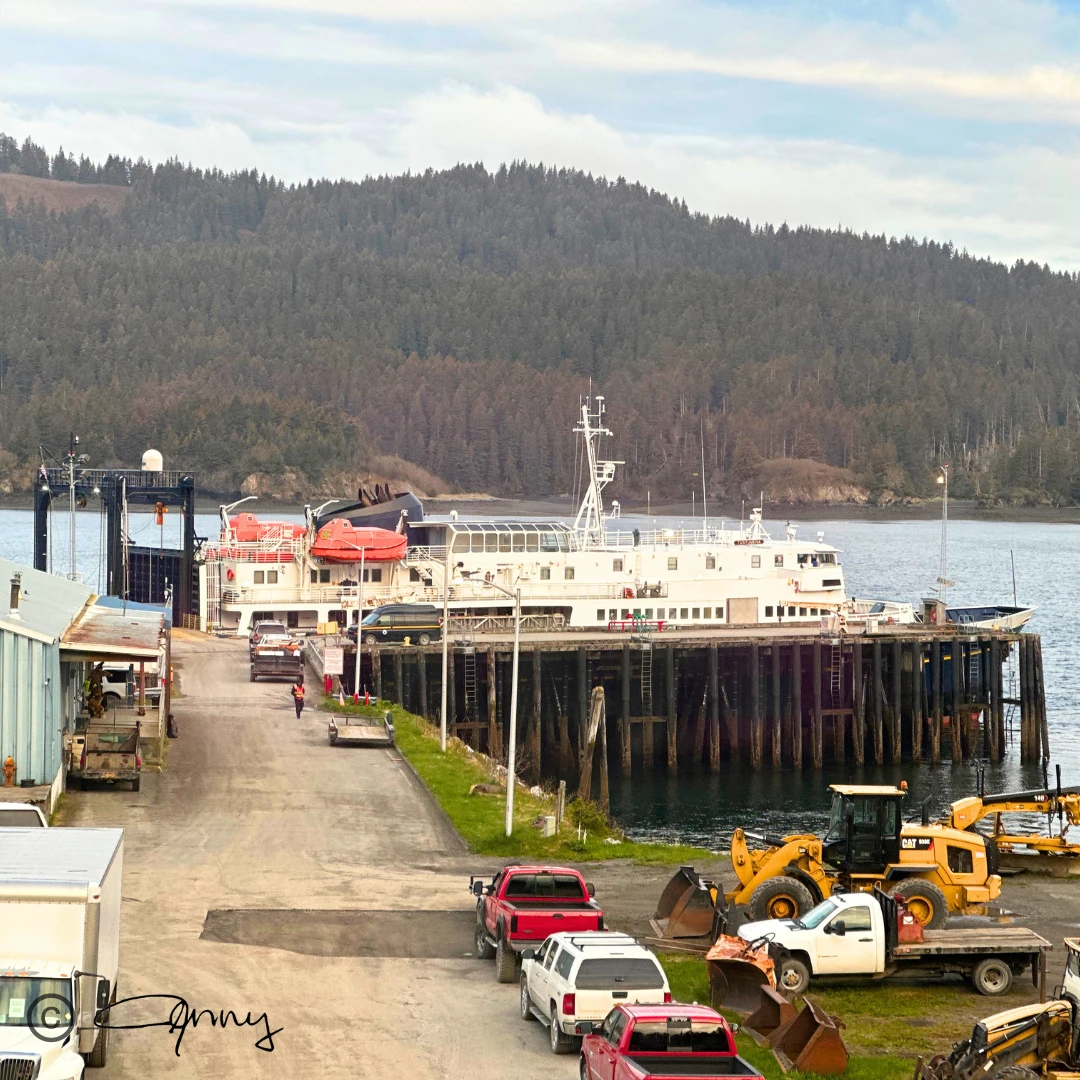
[1,131,1078,504]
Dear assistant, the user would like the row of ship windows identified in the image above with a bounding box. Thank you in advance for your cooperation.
[601,607,725,621]
[452,552,836,572]
[304,568,384,584]
[766,606,824,617]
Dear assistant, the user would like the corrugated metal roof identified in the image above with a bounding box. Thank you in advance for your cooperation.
[0,558,92,642]
[0,827,123,884]
[61,604,163,660]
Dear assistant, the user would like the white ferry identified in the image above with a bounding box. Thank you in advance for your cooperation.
[199,400,875,636]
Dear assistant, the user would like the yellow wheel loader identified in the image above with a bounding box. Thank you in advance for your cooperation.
[728,785,1001,928]
[914,938,1080,1080]
[652,785,1002,941]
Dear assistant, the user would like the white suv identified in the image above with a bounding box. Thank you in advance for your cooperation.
[519,932,671,1054]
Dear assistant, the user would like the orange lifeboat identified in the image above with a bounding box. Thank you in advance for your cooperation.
[310,520,407,562]
[229,513,307,543]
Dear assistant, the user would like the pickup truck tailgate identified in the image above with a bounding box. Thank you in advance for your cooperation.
[511,904,602,943]
[623,1055,760,1076]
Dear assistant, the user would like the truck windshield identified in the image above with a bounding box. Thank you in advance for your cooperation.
[575,959,665,990]
[797,899,839,929]
[0,809,45,826]
[0,977,73,1031]
[504,873,585,899]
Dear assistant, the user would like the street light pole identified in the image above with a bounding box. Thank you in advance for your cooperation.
[505,586,521,837]
[354,548,365,699]
[440,543,450,752]
[936,464,949,606]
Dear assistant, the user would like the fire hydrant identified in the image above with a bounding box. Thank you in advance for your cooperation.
[2,756,15,787]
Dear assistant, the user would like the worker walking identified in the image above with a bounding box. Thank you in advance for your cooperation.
[291,679,305,719]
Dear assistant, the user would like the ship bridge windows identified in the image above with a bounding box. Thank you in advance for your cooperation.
[751,555,761,568]
[513,533,526,552]
[819,553,837,565]
[450,522,575,555]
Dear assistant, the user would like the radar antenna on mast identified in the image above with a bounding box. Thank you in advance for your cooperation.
[572,396,624,546]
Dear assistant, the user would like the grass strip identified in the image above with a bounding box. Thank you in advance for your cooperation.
[323,695,711,864]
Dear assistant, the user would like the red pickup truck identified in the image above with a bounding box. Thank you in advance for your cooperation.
[580,1004,761,1080]
[472,865,604,982]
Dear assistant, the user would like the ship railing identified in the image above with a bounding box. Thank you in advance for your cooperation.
[220,583,400,606]
[449,613,567,634]
[203,537,306,562]
[404,545,448,564]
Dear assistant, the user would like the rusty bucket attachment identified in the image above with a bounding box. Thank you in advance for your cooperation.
[651,865,721,940]
[743,985,798,1047]
[772,997,848,1075]
[705,934,777,1015]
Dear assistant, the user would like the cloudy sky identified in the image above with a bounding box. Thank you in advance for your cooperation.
[3,0,1080,266]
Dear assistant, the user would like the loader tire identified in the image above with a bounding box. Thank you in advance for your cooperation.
[890,879,948,929]
[992,1068,1039,1080]
[496,935,517,983]
[749,876,814,921]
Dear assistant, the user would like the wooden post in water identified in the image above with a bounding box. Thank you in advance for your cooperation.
[792,643,803,769]
[598,688,610,812]
[723,654,739,762]
[871,638,884,765]
[708,645,721,771]
[1035,637,1048,762]
[666,648,678,774]
[486,648,500,759]
[621,645,632,775]
[577,647,588,771]
[890,638,902,764]
[771,642,782,767]
[418,652,428,720]
[988,637,1001,761]
[951,637,963,764]
[911,641,923,764]
[750,644,762,770]
[531,649,542,781]
[812,640,823,769]
[852,641,865,765]
[931,638,942,764]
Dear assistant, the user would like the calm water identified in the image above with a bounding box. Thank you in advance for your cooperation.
[2,506,1076,845]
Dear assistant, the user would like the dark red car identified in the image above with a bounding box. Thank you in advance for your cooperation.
[580,1003,761,1080]
[471,865,603,982]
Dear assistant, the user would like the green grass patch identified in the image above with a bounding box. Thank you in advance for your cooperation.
[328,695,711,864]
[657,954,1001,1077]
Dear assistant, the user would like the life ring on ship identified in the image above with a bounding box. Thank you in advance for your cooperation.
[226,568,235,581]
[793,581,800,593]
[929,608,937,623]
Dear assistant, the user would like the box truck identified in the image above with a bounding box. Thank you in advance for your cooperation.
[0,828,123,1079]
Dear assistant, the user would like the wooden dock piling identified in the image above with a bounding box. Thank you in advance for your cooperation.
[890,638,902,763]
[931,638,942,764]
[418,652,428,719]
[951,637,963,764]
[911,641,923,763]
[666,648,678,774]
[621,646,632,775]
[750,643,762,770]
[531,649,542,780]
[872,638,884,765]
[853,642,865,765]
[771,642,782,768]
[708,645,721,772]
[812,640,823,769]
[792,643,803,768]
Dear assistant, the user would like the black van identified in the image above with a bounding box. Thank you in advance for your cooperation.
[359,604,442,645]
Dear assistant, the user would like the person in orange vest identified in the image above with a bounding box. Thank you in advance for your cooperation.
[291,678,305,719]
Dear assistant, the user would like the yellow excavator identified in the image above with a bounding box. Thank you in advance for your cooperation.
[941,773,1080,874]
[652,785,1001,940]
[914,938,1080,1080]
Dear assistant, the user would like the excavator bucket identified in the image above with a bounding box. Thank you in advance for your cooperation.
[772,997,848,1075]
[705,935,776,1015]
[651,865,721,940]
[744,986,798,1047]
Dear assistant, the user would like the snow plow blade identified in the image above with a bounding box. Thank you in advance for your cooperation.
[705,934,777,1015]
[744,986,798,1047]
[773,997,848,1075]
[650,865,722,940]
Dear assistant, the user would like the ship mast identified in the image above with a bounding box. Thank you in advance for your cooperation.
[572,397,622,547]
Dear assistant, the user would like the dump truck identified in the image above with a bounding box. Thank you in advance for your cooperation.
[0,827,124,1077]
[654,785,1002,938]
[250,637,303,682]
[68,720,141,792]
[914,938,1080,1080]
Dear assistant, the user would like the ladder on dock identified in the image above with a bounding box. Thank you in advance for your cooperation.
[463,647,478,719]
[641,643,654,715]
[829,643,843,705]
[968,645,981,697]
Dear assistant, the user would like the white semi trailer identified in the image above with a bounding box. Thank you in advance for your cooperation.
[0,828,123,1079]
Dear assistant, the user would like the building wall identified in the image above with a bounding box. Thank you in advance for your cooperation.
[0,627,64,790]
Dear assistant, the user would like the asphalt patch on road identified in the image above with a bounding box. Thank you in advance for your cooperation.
[201,908,477,958]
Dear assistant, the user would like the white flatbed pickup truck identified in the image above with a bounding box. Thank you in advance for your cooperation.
[738,889,1051,997]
